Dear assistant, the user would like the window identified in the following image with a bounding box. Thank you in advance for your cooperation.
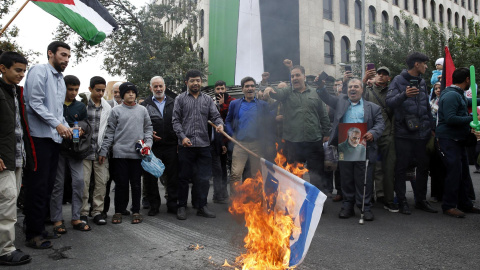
[341,36,350,63]
[382,11,389,32]
[394,16,400,30]
[462,16,466,33]
[447,8,452,28]
[369,6,376,34]
[468,0,472,10]
[199,48,204,62]
[324,32,335,64]
[340,0,349,24]
[422,0,427,18]
[404,0,409,10]
[414,0,418,14]
[455,12,459,28]
[476,0,479,14]
[431,1,436,22]
[355,0,362,29]
[439,5,444,24]
[324,0,333,20]
[462,0,465,7]
[393,0,399,6]
[193,15,198,42]
[356,40,362,52]
[199,9,204,38]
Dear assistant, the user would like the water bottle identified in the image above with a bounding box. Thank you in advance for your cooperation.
[73,121,80,143]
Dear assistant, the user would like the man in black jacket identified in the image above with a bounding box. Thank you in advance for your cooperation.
[0,51,33,264]
[141,76,178,215]
[386,52,437,215]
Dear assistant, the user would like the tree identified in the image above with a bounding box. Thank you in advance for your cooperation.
[54,0,206,97]
[351,12,480,87]
[0,0,39,60]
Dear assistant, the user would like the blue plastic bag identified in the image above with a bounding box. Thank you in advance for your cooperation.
[141,153,165,178]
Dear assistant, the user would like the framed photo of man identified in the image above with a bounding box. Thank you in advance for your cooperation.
[337,123,367,161]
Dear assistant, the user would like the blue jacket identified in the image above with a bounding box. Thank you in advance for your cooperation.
[386,69,433,140]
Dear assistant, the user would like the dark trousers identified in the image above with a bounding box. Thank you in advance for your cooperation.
[211,145,228,201]
[339,160,373,211]
[394,138,429,202]
[376,135,396,204]
[438,138,474,211]
[429,139,446,200]
[285,140,326,192]
[144,145,178,211]
[177,146,212,208]
[24,137,60,240]
[112,158,142,214]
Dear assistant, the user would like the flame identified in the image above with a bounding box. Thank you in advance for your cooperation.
[188,244,204,251]
[226,143,307,269]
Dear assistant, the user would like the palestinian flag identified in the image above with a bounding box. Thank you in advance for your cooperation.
[208,0,300,86]
[440,46,455,91]
[31,0,118,45]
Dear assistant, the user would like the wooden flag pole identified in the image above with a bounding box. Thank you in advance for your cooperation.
[0,0,31,37]
[208,120,261,160]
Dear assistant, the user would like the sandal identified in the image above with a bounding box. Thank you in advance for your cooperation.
[131,213,143,224]
[42,230,61,239]
[72,221,91,231]
[25,236,52,249]
[53,222,67,234]
[93,214,107,225]
[112,213,122,224]
[0,249,32,266]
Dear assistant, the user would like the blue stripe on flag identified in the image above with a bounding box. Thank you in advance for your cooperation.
[289,181,319,266]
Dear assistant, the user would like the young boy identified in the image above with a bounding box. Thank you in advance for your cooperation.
[50,75,91,234]
[0,51,33,265]
[81,76,112,226]
[99,82,153,224]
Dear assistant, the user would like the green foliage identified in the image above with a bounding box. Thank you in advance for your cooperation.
[352,12,480,86]
[0,0,39,62]
[54,0,206,97]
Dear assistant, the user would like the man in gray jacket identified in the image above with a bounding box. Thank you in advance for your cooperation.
[317,78,384,221]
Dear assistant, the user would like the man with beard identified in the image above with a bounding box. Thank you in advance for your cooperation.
[172,70,224,220]
[264,65,331,193]
[23,41,73,248]
[141,76,179,215]
[338,127,366,161]
[107,82,122,108]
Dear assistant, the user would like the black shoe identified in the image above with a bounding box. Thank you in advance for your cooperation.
[415,200,438,213]
[458,205,480,214]
[197,206,216,218]
[93,214,107,225]
[80,215,89,223]
[399,201,411,215]
[142,197,150,209]
[338,208,355,219]
[100,212,108,219]
[148,208,159,216]
[384,202,399,213]
[363,210,374,221]
[177,207,187,220]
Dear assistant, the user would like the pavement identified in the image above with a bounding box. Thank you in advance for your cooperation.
[12,167,480,270]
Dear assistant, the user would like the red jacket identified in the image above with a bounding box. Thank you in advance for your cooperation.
[220,95,235,121]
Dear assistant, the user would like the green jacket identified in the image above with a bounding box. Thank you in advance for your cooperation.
[271,86,331,142]
[364,83,394,137]
[436,86,471,141]
[0,78,36,171]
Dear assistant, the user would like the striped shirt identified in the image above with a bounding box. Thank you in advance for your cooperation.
[86,99,103,160]
[13,87,25,168]
[172,91,224,147]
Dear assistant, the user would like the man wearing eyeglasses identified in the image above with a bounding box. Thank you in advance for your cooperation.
[80,76,112,226]
[225,77,271,193]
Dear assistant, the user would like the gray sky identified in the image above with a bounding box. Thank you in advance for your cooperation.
[1,0,150,92]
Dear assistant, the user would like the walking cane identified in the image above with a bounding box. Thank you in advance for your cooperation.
[359,159,369,225]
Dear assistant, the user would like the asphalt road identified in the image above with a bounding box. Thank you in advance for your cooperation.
[13,167,480,270]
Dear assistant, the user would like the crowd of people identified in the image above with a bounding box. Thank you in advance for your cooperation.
[0,41,479,266]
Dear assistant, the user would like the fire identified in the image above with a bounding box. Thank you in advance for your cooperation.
[227,144,308,269]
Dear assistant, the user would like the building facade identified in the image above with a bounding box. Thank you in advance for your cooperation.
[160,0,479,84]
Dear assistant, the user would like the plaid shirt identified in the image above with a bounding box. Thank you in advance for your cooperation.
[86,99,103,160]
[13,86,25,168]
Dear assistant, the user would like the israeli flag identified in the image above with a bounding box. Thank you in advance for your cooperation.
[261,158,327,267]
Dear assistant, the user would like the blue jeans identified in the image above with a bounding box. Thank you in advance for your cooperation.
[437,138,474,211]
[177,146,212,208]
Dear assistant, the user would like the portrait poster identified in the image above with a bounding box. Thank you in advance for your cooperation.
[337,123,368,161]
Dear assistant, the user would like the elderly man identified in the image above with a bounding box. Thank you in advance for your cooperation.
[317,78,384,221]
[141,76,178,215]
[338,127,366,162]
[107,82,122,108]
[264,65,331,192]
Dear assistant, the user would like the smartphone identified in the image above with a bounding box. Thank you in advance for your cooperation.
[409,80,419,88]
[318,71,329,82]
[367,63,375,71]
[345,65,352,72]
